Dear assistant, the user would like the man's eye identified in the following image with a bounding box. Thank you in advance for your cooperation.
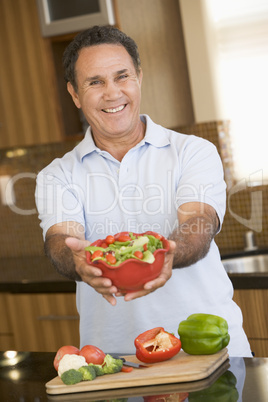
[117,74,128,81]
[90,80,102,86]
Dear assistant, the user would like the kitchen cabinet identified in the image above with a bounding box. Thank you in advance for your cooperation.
[0,294,15,350]
[233,289,268,357]
[6,293,79,352]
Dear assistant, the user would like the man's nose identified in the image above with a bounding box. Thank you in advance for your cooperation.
[103,81,121,99]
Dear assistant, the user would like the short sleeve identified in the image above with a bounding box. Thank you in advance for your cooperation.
[175,137,226,228]
[35,166,85,239]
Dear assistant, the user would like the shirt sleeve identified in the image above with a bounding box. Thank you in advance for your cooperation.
[35,163,85,239]
[175,136,226,229]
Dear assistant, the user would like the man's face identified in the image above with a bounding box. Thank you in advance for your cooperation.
[68,44,143,141]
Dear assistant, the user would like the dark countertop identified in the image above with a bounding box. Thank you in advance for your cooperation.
[0,351,267,401]
[1,253,268,293]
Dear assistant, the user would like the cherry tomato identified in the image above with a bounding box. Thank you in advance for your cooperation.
[92,250,104,260]
[134,250,143,259]
[79,345,106,365]
[53,345,80,371]
[105,253,117,264]
[105,235,115,244]
[101,242,108,248]
[117,234,131,242]
[86,251,92,264]
[155,233,162,240]
[143,243,148,251]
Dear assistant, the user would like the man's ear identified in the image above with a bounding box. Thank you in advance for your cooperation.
[138,68,143,86]
[67,82,81,109]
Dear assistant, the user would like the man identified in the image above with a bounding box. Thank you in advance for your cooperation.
[35,25,251,356]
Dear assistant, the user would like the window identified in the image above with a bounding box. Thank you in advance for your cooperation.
[207,0,268,183]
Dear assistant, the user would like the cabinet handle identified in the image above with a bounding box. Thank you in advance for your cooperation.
[37,315,79,321]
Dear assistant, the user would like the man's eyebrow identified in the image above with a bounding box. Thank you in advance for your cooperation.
[117,69,128,75]
[85,75,102,82]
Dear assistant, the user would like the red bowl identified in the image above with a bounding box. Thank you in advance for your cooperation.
[87,231,170,292]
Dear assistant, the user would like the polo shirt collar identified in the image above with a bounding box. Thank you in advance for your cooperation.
[76,114,170,160]
[76,128,98,161]
[142,115,171,148]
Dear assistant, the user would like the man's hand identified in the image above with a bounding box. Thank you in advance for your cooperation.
[65,237,119,306]
[120,240,176,302]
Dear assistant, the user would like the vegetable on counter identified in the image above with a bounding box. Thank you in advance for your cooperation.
[53,345,80,371]
[78,365,97,381]
[177,313,230,355]
[58,354,87,378]
[61,369,83,385]
[85,232,164,266]
[59,354,123,385]
[79,344,106,365]
[135,327,181,363]
[53,344,126,385]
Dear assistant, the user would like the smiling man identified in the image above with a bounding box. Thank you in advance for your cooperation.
[35,25,252,357]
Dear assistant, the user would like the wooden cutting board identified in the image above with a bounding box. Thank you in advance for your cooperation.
[46,348,228,395]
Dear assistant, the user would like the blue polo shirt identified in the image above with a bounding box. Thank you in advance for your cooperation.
[35,115,252,357]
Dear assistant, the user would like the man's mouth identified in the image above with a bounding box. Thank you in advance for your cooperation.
[102,104,126,113]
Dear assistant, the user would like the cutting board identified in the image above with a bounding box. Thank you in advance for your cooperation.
[46,348,228,395]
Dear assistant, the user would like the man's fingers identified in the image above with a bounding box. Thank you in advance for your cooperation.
[168,239,176,253]
[65,236,91,251]
[102,294,117,306]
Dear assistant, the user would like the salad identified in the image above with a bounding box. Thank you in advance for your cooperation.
[85,232,164,266]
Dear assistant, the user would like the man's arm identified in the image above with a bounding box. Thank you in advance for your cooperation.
[44,221,85,281]
[169,202,219,268]
[44,221,118,305]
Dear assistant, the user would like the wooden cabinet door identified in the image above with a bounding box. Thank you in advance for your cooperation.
[8,293,79,352]
[233,289,268,357]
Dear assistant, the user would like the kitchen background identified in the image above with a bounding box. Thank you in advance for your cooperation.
[0,0,267,356]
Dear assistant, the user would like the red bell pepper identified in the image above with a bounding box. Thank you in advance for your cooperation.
[134,327,181,363]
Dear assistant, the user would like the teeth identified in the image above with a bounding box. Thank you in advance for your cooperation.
[103,105,125,113]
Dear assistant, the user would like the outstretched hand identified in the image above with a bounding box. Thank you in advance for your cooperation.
[65,237,119,306]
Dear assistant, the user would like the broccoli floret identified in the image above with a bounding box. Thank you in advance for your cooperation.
[78,365,97,381]
[61,369,83,385]
[88,355,123,376]
[88,362,105,376]
[102,354,123,375]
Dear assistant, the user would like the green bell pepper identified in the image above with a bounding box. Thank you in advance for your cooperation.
[178,313,230,355]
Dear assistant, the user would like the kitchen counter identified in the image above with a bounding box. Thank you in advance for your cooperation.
[1,254,267,293]
[0,351,267,401]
